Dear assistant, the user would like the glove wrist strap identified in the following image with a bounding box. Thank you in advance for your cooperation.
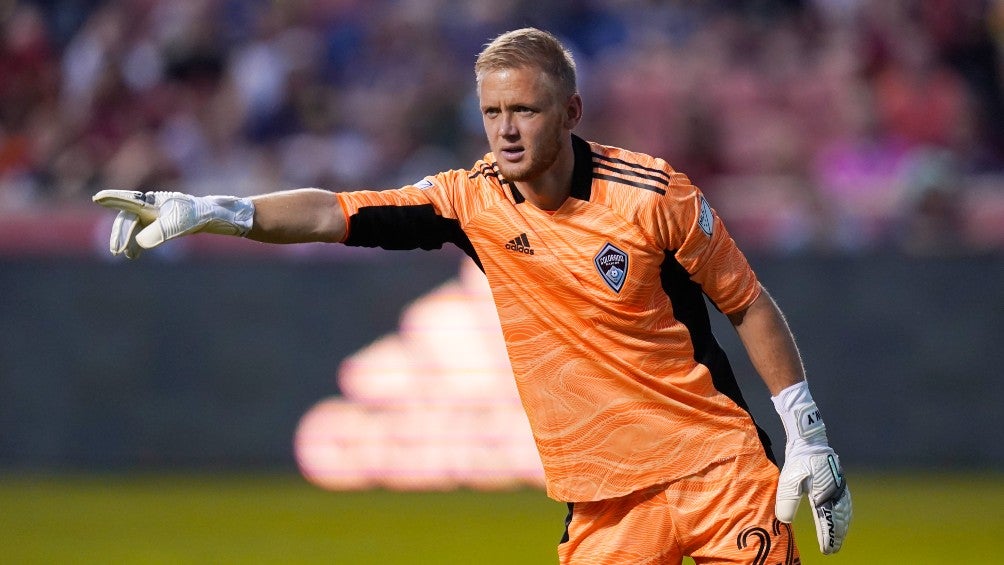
[772,381,828,448]
[198,195,255,237]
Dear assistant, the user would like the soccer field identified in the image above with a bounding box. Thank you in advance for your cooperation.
[2,471,1000,564]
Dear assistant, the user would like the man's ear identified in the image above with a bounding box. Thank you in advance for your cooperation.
[564,94,583,129]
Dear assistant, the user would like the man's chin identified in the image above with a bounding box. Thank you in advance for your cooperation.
[497,163,535,182]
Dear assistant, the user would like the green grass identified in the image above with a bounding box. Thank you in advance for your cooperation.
[1,471,1001,564]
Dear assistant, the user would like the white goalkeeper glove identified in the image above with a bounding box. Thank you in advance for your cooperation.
[92,190,254,259]
[772,381,852,555]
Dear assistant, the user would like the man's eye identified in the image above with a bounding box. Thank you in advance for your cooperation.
[484,109,499,118]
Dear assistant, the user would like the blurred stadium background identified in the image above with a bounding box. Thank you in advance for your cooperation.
[1,0,1002,563]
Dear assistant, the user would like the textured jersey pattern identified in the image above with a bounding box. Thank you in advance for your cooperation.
[337,136,765,502]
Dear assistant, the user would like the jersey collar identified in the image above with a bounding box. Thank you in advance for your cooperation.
[569,134,593,202]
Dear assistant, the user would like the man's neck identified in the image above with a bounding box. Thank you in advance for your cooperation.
[513,144,576,211]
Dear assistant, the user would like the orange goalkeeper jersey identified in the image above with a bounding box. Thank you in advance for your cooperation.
[336,135,770,502]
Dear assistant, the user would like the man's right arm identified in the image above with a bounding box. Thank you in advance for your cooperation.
[248,188,347,244]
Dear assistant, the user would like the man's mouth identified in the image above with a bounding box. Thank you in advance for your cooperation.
[500,146,525,161]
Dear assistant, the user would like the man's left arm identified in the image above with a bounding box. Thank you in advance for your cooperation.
[727,286,804,396]
[729,286,853,555]
[661,181,850,554]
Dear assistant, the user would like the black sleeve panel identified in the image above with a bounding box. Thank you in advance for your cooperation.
[343,204,483,270]
[661,250,775,463]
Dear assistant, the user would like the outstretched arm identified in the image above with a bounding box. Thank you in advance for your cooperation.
[248,188,346,244]
[93,188,349,257]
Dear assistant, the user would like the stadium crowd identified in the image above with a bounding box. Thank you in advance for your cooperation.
[1,0,1002,253]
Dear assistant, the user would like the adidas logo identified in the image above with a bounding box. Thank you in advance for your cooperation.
[505,233,535,255]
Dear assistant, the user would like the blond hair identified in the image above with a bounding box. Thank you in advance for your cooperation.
[475,28,577,100]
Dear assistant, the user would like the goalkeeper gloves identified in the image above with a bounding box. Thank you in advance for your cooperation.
[93,190,255,259]
[772,381,852,555]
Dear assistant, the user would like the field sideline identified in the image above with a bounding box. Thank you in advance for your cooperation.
[2,471,1000,564]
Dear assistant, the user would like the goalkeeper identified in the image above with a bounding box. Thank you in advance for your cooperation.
[94,27,850,565]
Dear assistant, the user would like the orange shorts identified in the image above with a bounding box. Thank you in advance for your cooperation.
[557,450,800,565]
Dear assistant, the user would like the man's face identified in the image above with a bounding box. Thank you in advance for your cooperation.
[478,66,575,183]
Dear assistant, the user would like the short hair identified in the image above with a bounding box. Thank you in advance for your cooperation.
[475,28,577,100]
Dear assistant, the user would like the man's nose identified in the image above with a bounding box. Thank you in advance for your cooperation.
[500,115,518,137]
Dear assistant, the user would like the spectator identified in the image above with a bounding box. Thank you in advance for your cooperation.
[2,0,1000,253]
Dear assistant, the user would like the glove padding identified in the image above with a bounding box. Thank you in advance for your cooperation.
[93,190,254,258]
[776,450,852,554]
[773,381,852,555]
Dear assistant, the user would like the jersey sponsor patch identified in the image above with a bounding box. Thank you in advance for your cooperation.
[698,196,714,237]
[594,242,629,293]
[412,178,434,190]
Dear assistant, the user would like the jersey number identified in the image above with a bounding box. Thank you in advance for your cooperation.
[736,519,798,565]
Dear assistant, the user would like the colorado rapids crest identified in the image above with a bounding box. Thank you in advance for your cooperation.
[594,242,629,293]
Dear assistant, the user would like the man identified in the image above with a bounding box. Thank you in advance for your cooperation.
[95,27,851,564]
